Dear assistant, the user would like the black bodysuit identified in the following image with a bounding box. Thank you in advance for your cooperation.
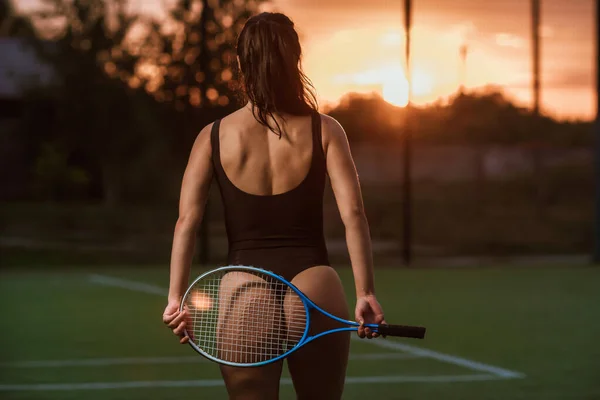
[211,111,330,281]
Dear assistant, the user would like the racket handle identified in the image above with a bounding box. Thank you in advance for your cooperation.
[376,324,426,339]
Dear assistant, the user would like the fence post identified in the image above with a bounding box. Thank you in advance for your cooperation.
[594,0,600,263]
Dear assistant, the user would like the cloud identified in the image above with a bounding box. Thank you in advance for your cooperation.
[495,33,526,49]
[379,30,404,47]
[540,25,554,38]
[546,71,594,88]
[501,71,593,90]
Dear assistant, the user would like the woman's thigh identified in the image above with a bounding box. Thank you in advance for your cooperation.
[219,362,283,400]
[286,265,351,400]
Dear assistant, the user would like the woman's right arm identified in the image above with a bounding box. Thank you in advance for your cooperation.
[162,124,213,343]
[321,115,385,338]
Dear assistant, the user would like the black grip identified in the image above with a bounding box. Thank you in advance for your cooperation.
[376,324,426,339]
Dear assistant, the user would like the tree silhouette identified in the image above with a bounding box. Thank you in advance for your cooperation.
[326,89,592,147]
[137,0,266,264]
[156,0,265,107]
[0,0,36,37]
[144,0,266,154]
[20,0,164,205]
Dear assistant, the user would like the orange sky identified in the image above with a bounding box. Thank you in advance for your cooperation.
[269,0,597,121]
[15,0,598,120]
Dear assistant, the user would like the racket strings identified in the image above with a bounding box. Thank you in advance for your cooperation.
[184,270,307,364]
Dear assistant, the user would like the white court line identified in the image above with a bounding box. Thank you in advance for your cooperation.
[1,352,422,369]
[0,374,504,391]
[89,274,168,296]
[88,274,525,380]
[350,337,525,379]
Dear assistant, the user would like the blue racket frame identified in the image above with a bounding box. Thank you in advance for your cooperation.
[180,265,374,367]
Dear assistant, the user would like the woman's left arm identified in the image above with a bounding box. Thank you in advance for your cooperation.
[162,124,213,343]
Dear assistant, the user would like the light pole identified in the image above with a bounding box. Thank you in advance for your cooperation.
[594,0,600,263]
[532,0,541,115]
[459,43,468,94]
[401,0,413,265]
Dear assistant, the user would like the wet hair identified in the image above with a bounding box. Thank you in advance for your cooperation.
[236,12,318,137]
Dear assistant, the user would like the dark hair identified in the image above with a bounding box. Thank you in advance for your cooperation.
[236,12,318,137]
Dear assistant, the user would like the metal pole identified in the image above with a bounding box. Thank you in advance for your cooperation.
[532,0,541,114]
[593,0,600,263]
[198,0,211,266]
[459,44,468,94]
[401,0,413,265]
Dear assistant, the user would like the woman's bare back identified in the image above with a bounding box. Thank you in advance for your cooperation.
[218,107,316,196]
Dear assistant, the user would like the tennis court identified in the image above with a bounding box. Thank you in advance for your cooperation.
[1,265,598,400]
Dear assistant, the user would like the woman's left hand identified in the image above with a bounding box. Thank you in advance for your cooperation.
[355,294,386,339]
[162,302,190,344]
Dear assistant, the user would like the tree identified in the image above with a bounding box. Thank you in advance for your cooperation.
[146,0,267,154]
[326,92,403,143]
[0,0,36,37]
[325,89,593,147]
[21,0,166,205]
[139,0,267,263]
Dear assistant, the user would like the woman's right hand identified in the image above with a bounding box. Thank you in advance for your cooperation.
[162,301,191,344]
[355,294,386,339]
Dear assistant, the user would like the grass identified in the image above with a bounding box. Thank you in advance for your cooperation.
[0,265,599,399]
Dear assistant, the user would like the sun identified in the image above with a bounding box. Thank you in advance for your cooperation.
[375,65,410,107]
[331,64,435,108]
[382,77,409,107]
[381,67,435,107]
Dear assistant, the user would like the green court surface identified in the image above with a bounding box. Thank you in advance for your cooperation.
[1,265,599,400]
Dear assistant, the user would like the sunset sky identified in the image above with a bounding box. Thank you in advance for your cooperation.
[271,0,597,121]
[14,0,597,120]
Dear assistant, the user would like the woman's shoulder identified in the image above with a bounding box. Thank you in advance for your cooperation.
[318,113,347,142]
[195,106,246,140]
[319,113,343,129]
[216,106,261,132]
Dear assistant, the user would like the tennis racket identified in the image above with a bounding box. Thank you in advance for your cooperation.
[180,265,426,367]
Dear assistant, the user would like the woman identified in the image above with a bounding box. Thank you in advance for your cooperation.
[162,12,385,400]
